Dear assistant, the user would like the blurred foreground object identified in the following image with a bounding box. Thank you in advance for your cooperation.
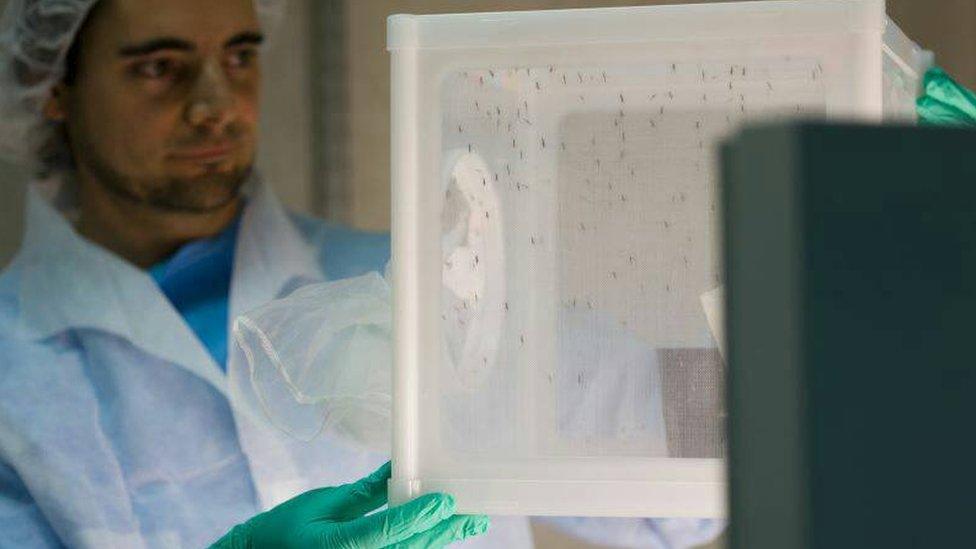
[724,123,976,549]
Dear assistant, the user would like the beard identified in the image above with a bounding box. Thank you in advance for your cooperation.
[76,139,252,214]
[92,159,250,213]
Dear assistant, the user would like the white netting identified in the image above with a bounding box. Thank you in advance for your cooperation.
[436,58,832,460]
[231,272,392,451]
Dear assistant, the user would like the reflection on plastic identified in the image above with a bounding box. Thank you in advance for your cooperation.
[700,286,725,359]
[231,272,392,452]
[442,150,506,390]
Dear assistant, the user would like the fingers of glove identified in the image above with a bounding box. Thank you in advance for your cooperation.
[327,492,456,547]
[925,68,976,106]
[918,67,976,126]
[917,96,976,126]
[327,462,393,519]
[300,462,391,520]
[382,514,491,549]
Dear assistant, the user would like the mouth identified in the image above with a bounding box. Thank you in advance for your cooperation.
[168,142,237,163]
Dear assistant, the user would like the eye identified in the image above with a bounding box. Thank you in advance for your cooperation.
[226,48,258,70]
[131,58,179,80]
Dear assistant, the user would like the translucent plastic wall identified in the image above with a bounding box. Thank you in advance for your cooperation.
[389,0,929,517]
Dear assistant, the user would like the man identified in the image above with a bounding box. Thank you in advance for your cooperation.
[0,0,973,548]
[0,0,487,546]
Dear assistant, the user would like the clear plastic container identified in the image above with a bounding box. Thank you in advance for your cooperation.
[387,0,930,518]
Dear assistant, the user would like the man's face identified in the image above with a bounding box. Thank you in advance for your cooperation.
[58,0,262,212]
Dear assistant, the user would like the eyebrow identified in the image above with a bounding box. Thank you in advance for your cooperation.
[224,31,264,49]
[117,31,264,57]
[118,37,193,57]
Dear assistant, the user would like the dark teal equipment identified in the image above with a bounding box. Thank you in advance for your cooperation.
[723,124,976,549]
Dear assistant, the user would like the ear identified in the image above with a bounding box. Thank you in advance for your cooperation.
[43,83,68,122]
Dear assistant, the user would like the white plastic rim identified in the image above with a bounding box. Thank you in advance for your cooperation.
[387,0,888,50]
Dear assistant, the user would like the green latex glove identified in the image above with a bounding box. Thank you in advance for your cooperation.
[211,462,489,548]
[916,67,976,127]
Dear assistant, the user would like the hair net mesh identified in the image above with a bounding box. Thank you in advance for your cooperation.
[0,0,285,168]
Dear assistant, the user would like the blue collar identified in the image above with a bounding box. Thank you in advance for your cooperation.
[149,211,242,369]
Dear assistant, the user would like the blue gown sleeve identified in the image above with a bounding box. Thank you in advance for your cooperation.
[289,214,391,281]
[0,460,64,548]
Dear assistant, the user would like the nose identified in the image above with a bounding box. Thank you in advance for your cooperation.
[184,59,235,132]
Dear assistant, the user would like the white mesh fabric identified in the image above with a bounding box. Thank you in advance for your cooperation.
[437,58,828,461]
[231,273,393,452]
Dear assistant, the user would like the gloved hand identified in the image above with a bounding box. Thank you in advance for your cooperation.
[211,462,489,548]
[916,66,976,127]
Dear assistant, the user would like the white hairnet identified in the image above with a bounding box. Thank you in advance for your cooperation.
[0,0,285,168]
